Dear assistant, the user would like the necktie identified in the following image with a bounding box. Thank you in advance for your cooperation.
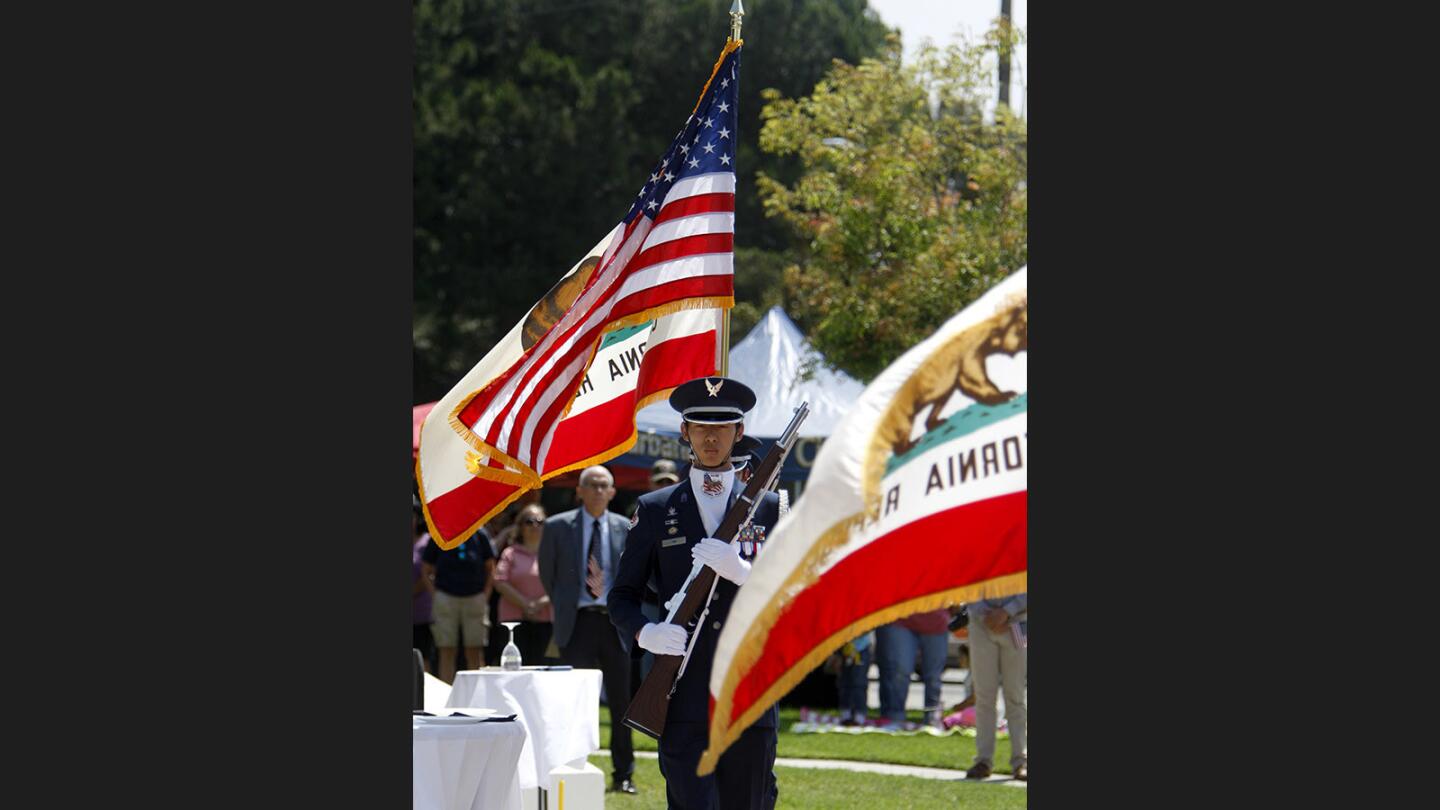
[587,519,603,598]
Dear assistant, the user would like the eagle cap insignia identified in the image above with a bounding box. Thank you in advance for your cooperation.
[705,378,723,398]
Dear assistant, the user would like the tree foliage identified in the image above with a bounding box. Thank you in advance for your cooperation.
[757,26,1027,382]
[413,0,891,402]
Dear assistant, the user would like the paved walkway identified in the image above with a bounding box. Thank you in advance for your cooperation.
[595,750,1026,789]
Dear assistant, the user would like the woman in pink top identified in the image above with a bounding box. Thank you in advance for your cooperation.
[494,504,553,664]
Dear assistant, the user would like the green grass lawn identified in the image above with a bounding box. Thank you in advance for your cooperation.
[599,706,1014,775]
[586,755,1026,809]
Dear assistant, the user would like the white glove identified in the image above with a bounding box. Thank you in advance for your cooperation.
[636,622,687,656]
[692,537,751,586]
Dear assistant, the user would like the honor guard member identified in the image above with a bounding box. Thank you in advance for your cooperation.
[609,376,781,810]
[729,435,764,484]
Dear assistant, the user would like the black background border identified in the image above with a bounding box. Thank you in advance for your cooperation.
[2,0,1326,804]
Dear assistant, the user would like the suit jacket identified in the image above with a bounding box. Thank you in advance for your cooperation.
[609,477,781,728]
[538,507,630,650]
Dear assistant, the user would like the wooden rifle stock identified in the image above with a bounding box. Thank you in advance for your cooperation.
[624,404,809,739]
[624,638,691,738]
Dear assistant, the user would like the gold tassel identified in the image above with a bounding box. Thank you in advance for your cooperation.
[691,39,743,118]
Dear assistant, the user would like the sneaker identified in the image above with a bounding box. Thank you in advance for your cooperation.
[965,761,992,780]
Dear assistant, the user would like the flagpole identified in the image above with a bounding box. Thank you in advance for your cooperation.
[721,0,744,377]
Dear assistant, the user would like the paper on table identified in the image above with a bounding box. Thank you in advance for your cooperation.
[439,707,499,718]
[413,709,517,724]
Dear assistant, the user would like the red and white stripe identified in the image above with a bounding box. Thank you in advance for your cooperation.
[457,171,735,475]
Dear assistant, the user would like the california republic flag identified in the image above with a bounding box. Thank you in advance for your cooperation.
[698,267,1027,774]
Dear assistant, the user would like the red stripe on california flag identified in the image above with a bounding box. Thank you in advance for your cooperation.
[726,490,1027,724]
[609,275,734,323]
[426,475,525,543]
[543,392,638,471]
[654,192,735,225]
[634,328,717,400]
[543,329,718,470]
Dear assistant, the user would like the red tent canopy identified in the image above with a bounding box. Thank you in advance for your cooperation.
[413,402,437,458]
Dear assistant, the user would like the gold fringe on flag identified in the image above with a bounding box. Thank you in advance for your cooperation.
[692,39,743,118]
[699,570,1027,776]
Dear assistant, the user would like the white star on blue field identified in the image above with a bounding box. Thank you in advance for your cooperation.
[624,50,740,225]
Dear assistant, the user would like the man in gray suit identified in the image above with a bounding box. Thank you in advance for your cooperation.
[537,464,637,795]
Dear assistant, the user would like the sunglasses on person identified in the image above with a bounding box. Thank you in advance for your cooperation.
[522,518,544,526]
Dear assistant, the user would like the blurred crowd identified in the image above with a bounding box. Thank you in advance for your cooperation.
[412,459,1026,781]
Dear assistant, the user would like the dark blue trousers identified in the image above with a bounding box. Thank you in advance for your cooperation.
[658,722,777,810]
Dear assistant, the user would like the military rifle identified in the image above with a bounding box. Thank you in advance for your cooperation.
[624,402,809,739]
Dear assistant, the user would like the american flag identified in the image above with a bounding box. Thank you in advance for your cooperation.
[449,44,743,483]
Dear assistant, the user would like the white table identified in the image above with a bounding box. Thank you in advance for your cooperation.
[447,669,602,791]
[413,717,526,810]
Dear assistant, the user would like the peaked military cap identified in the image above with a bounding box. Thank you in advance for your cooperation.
[730,434,764,468]
[669,376,757,425]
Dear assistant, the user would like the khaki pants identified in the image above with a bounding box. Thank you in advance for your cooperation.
[431,591,489,648]
[969,622,1027,767]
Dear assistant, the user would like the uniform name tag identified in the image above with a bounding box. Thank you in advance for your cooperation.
[661,536,688,548]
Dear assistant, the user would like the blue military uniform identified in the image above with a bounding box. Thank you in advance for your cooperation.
[608,376,781,809]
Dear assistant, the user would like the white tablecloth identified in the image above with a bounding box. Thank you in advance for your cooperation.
[413,718,526,810]
[447,669,602,790]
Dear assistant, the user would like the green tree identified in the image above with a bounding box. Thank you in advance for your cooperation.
[413,0,891,403]
[756,26,1027,382]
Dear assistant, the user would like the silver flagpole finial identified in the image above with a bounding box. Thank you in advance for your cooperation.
[729,0,744,42]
